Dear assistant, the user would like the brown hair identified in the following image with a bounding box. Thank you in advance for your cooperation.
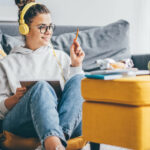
[15,0,50,25]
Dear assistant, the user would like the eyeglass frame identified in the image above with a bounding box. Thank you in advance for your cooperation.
[31,23,55,34]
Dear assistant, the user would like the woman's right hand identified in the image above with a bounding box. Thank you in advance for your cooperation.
[5,87,27,110]
[14,87,27,101]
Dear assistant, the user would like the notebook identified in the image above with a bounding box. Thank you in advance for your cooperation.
[85,74,123,80]
[85,70,150,80]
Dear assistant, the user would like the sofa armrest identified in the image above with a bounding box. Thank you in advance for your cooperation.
[131,54,150,70]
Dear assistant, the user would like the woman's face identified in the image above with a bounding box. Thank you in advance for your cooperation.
[26,13,53,50]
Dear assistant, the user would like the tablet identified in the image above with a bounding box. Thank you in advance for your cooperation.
[20,80,62,99]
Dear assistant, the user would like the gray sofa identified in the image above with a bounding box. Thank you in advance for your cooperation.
[0,20,150,71]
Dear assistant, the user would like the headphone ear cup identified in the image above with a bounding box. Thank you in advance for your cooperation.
[19,23,29,35]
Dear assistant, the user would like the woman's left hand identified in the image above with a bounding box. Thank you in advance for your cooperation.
[70,39,85,67]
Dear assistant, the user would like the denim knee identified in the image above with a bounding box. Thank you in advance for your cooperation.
[29,80,57,101]
[33,81,52,91]
[65,74,85,87]
[70,74,85,82]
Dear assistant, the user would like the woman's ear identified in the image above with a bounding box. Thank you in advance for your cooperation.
[25,30,31,37]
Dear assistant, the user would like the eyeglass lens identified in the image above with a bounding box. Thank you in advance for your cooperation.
[39,24,55,33]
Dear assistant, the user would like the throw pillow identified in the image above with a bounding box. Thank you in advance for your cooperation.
[0,29,2,42]
[51,20,131,71]
[0,44,7,59]
[1,34,24,54]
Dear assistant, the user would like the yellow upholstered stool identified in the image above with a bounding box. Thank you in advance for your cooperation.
[81,75,150,150]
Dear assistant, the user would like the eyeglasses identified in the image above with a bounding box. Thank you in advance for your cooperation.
[37,23,55,34]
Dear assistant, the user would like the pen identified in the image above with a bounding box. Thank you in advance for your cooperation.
[75,28,79,41]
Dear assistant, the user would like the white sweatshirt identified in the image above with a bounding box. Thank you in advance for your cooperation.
[0,45,84,119]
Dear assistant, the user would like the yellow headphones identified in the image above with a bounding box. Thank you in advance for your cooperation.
[19,2,37,35]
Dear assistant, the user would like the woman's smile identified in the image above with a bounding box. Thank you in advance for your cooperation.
[41,36,50,42]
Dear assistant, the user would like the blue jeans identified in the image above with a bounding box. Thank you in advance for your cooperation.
[2,74,85,148]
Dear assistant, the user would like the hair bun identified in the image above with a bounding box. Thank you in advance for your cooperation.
[15,0,35,9]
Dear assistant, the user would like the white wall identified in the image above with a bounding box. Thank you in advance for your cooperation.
[0,0,150,54]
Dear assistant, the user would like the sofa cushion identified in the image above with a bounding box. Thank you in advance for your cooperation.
[51,20,131,71]
[81,75,150,106]
[1,34,24,54]
[0,44,7,59]
[0,30,6,59]
[0,30,2,42]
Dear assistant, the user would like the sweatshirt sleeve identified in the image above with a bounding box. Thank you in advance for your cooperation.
[0,63,10,119]
[69,65,84,79]
[62,52,84,81]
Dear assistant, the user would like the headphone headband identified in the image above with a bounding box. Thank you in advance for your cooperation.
[19,2,37,35]
[20,2,37,24]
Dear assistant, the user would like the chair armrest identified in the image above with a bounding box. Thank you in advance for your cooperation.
[131,54,150,70]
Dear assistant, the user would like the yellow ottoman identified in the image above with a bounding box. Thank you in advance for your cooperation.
[81,75,150,150]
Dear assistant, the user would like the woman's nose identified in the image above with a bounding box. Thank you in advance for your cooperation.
[45,28,51,35]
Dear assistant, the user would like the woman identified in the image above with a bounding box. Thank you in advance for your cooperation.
[0,0,85,150]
